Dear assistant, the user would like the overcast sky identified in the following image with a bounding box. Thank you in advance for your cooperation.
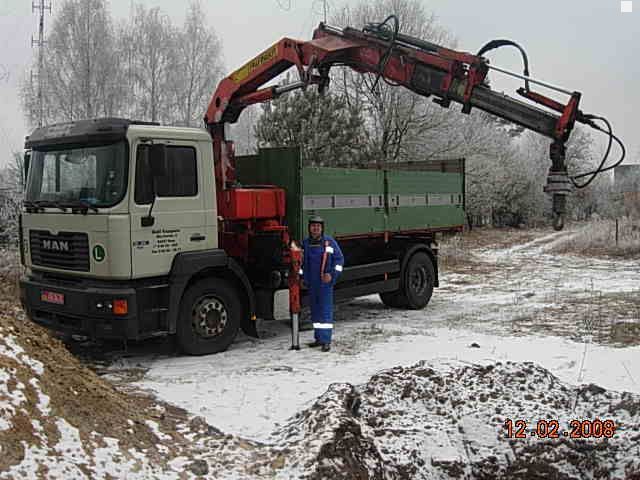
[0,0,637,170]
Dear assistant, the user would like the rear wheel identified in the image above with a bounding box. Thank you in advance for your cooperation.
[380,251,435,310]
[400,252,435,309]
[177,279,241,355]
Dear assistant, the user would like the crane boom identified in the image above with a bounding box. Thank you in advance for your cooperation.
[204,18,616,230]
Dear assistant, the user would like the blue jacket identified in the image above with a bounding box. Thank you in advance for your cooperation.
[301,235,344,287]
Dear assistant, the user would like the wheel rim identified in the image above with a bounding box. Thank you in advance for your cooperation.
[192,295,228,338]
[409,265,427,296]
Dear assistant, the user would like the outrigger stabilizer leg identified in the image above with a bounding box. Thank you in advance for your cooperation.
[289,242,302,350]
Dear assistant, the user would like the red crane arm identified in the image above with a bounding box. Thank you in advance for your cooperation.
[205,25,492,126]
[205,21,591,228]
[206,23,580,138]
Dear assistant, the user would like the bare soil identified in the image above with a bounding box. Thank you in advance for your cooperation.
[0,300,204,475]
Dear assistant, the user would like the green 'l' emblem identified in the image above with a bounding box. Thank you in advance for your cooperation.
[92,244,106,262]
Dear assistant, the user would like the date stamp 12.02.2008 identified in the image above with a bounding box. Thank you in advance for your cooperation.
[503,419,617,439]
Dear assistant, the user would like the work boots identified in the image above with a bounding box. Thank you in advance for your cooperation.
[307,341,331,352]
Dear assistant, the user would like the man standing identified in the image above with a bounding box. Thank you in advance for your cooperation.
[301,215,344,352]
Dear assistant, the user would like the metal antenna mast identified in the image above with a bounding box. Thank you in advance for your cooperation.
[32,0,51,127]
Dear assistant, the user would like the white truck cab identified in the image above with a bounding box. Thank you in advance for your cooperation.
[20,118,257,351]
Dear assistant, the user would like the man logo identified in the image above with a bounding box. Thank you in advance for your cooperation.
[42,239,70,252]
[621,1,633,12]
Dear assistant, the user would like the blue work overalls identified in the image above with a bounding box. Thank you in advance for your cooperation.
[301,235,344,345]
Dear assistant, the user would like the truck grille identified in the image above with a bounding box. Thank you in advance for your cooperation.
[29,230,90,272]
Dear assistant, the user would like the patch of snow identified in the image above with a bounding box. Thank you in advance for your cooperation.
[1,417,191,479]
[145,419,172,441]
[0,369,27,429]
[29,377,50,416]
[167,455,190,471]
[0,334,44,375]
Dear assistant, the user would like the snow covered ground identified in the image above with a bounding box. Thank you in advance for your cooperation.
[117,229,640,443]
[118,325,639,443]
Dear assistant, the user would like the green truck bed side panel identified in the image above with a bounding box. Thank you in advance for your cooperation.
[301,166,386,239]
[385,170,465,231]
[237,148,386,241]
[236,148,465,241]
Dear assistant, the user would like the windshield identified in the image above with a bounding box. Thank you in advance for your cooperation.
[25,141,128,208]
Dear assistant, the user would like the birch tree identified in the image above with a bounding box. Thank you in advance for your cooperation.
[330,0,457,165]
[232,105,260,155]
[21,0,121,125]
[169,1,224,127]
[128,5,177,123]
[463,122,526,226]
[0,153,25,246]
[504,128,612,224]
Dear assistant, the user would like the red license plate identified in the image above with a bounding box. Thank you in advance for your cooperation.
[41,290,65,305]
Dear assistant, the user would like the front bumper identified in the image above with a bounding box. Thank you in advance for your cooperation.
[20,274,164,340]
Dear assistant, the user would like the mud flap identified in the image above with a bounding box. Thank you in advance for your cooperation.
[241,315,259,338]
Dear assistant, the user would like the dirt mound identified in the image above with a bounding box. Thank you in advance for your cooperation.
[0,302,212,479]
[270,361,640,479]
[0,296,298,479]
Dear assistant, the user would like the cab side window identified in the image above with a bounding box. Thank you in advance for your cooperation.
[135,145,198,204]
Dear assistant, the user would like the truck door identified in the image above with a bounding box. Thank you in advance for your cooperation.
[130,142,207,278]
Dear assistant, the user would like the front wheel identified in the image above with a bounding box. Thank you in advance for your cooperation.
[177,279,242,355]
[379,290,405,308]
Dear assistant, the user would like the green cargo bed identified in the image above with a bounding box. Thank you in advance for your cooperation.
[236,147,465,242]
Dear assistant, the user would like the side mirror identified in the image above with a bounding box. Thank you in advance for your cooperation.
[149,144,167,178]
[141,143,167,228]
[23,151,31,190]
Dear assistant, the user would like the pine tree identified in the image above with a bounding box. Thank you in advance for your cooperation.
[254,88,368,167]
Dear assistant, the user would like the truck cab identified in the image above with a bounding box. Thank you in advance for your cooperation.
[20,118,256,352]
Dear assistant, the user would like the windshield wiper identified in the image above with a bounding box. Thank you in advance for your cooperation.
[23,200,44,212]
[59,200,99,214]
[29,200,66,211]
[53,201,68,212]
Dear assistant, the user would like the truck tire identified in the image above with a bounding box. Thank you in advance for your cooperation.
[400,251,435,309]
[379,291,405,308]
[380,251,435,310]
[177,278,242,355]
